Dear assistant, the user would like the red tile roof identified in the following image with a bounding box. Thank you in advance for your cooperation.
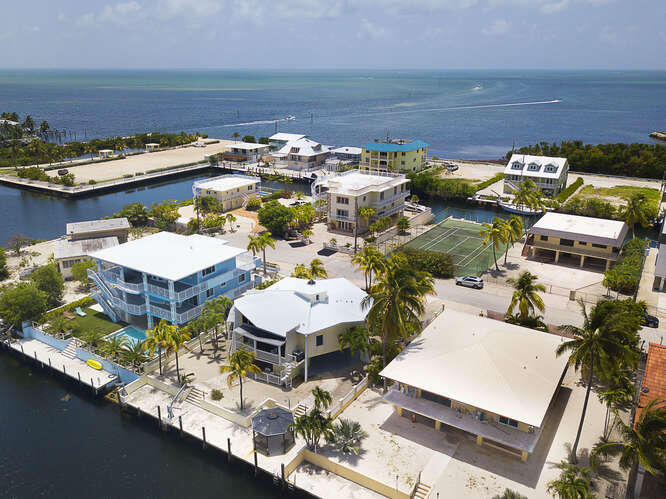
[635,342,666,425]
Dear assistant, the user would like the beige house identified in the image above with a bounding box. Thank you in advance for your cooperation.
[380,309,569,462]
[54,236,118,279]
[220,142,269,163]
[276,137,331,170]
[66,218,130,244]
[227,278,368,387]
[526,212,628,270]
[192,174,261,212]
[312,169,410,234]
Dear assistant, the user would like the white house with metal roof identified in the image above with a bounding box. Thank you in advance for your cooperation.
[276,137,332,170]
[380,309,569,462]
[526,212,628,270]
[66,217,130,243]
[503,154,569,196]
[268,133,306,151]
[87,232,260,328]
[227,277,369,387]
[192,174,261,212]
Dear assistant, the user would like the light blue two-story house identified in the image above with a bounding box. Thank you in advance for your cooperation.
[87,232,261,328]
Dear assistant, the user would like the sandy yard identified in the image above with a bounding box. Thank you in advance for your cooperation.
[439,161,505,182]
[45,139,234,183]
[290,462,384,499]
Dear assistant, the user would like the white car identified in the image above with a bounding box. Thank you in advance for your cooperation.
[456,275,484,289]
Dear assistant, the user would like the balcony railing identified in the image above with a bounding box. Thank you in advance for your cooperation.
[230,338,296,365]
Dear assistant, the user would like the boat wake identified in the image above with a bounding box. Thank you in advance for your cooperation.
[360,99,563,118]
[221,116,295,127]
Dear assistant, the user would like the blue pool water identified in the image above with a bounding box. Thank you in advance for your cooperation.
[112,326,148,348]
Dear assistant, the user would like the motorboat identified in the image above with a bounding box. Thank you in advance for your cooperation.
[285,115,296,121]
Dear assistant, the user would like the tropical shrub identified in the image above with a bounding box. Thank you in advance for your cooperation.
[603,238,646,295]
[211,389,223,401]
[245,198,261,211]
[326,419,368,455]
[258,200,294,235]
[556,177,583,202]
[399,247,455,278]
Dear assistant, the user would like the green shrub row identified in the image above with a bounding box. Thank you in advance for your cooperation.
[474,173,505,192]
[555,177,583,202]
[399,247,455,278]
[41,296,96,323]
[603,238,646,295]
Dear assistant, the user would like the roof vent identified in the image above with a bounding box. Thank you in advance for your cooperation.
[307,279,316,285]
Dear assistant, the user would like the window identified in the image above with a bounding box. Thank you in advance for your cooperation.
[380,192,385,200]
[578,241,587,246]
[401,152,405,156]
[401,160,405,166]
[421,390,451,407]
[511,162,523,170]
[393,187,397,195]
[560,238,574,247]
[238,273,246,283]
[545,164,558,173]
[202,265,215,276]
[315,335,323,347]
[248,185,253,191]
[499,416,519,428]
[592,243,607,249]
[336,196,349,205]
[540,235,549,241]
[336,209,349,217]
[206,288,214,298]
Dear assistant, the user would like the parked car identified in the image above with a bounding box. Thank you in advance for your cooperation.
[456,275,484,289]
[642,313,659,328]
[447,164,459,172]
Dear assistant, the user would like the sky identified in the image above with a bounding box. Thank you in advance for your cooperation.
[1,0,665,69]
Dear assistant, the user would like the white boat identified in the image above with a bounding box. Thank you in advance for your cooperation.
[498,200,543,216]
[473,84,483,90]
[285,115,296,121]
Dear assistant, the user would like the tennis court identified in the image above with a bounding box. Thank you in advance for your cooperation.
[405,218,507,276]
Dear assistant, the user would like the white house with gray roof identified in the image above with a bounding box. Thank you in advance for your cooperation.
[503,154,569,196]
[227,277,368,386]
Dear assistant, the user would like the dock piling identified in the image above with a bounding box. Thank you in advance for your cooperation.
[63,365,66,375]
[48,358,51,367]
[202,427,207,449]
[157,405,162,429]
[254,451,258,476]
[227,438,231,463]
[78,372,81,383]
[179,416,183,436]
[281,463,285,489]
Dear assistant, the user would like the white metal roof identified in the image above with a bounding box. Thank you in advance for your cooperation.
[193,174,260,193]
[228,142,269,151]
[332,146,362,155]
[504,154,568,179]
[54,236,119,260]
[315,170,409,196]
[231,277,368,337]
[66,218,130,235]
[269,133,306,142]
[529,212,628,246]
[278,137,332,157]
[379,309,569,428]
[89,232,245,281]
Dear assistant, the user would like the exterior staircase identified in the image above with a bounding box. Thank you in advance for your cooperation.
[185,386,206,408]
[412,482,432,499]
[294,403,308,418]
[62,339,80,359]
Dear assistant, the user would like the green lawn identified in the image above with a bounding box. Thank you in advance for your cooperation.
[65,308,124,336]
[578,185,660,207]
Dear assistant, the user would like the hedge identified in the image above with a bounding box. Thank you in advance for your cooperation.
[556,177,583,202]
[474,173,505,192]
[603,238,646,295]
[399,247,455,278]
[41,296,96,323]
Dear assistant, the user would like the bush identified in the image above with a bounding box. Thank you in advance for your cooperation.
[399,247,455,278]
[30,263,64,308]
[603,238,646,294]
[558,197,619,220]
[258,200,294,236]
[245,197,262,211]
[255,277,282,290]
[242,135,256,143]
[210,389,223,401]
[111,202,149,226]
[474,173,505,192]
[0,247,8,281]
[0,282,48,328]
[88,179,97,185]
[41,296,96,323]
[556,177,583,202]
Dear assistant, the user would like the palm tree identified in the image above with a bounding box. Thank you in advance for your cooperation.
[546,461,595,499]
[246,233,261,256]
[256,233,276,274]
[120,341,149,368]
[327,419,368,455]
[219,348,261,411]
[142,320,173,375]
[351,245,386,291]
[622,193,650,238]
[557,300,640,463]
[165,326,191,384]
[292,263,311,279]
[506,271,546,322]
[309,258,327,279]
[301,228,313,244]
[492,489,528,499]
[289,408,333,450]
[338,326,371,358]
[226,213,237,232]
[591,399,666,498]
[598,366,634,440]
[312,386,332,411]
[362,254,434,390]
[480,217,508,271]
[232,132,240,142]
[357,206,376,246]
[503,215,524,265]
[513,179,544,211]
[81,329,107,350]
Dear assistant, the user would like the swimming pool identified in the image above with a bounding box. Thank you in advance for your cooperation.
[111,326,148,348]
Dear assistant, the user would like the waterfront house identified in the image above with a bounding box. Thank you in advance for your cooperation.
[98,149,113,159]
[54,236,118,279]
[360,138,428,172]
[192,174,261,212]
[331,146,362,162]
[220,142,269,163]
[276,137,331,170]
[268,132,306,151]
[525,212,628,271]
[88,232,260,328]
[503,154,569,196]
[312,169,409,234]
[380,309,569,462]
[227,277,368,387]
[66,217,130,243]
[653,219,666,290]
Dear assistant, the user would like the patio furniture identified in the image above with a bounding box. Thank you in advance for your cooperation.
[251,408,295,456]
[63,311,75,320]
[75,307,87,317]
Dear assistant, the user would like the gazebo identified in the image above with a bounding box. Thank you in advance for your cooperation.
[145,143,160,152]
[98,149,113,159]
[251,407,295,456]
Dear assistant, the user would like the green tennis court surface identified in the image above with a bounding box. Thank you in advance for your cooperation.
[405,218,507,276]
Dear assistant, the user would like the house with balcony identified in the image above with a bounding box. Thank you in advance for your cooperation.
[360,138,428,173]
[219,142,269,163]
[54,236,119,280]
[87,232,261,328]
[268,132,306,151]
[192,174,261,212]
[312,169,410,234]
[525,212,628,271]
[226,277,368,387]
[66,217,130,243]
[503,154,569,197]
[276,137,331,170]
[380,309,569,462]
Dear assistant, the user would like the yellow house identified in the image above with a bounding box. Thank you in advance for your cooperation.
[360,139,428,173]
[380,309,569,462]
[192,174,261,212]
[526,212,628,271]
[226,278,369,387]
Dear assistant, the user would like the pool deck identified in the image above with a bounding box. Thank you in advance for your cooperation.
[9,338,118,391]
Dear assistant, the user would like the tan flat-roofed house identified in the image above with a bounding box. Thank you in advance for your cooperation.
[380,309,569,462]
[66,218,130,243]
[525,212,628,271]
[192,174,261,212]
[54,236,119,279]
